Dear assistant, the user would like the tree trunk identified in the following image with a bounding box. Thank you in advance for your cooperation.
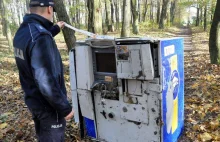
[159,0,169,29]
[138,0,141,22]
[10,2,19,27]
[156,0,161,24]
[94,0,103,34]
[76,0,80,28]
[209,0,220,64]
[73,0,77,27]
[0,0,13,50]
[114,0,120,30]
[150,0,153,21]
[19,1,23,24]
[131,0,139,34]
[105,0,114,32]
[54,0,76,51]
[121,0,131,37]
[84,0,88,27]
[210,0,216,23]
[170,0,176,25]
[204,4,207,31]
[196,6,200,26]
[110,0,115,25]
[142,0,148,22]
[87,0,94,32]
[200,5,203,25]
[67,0,73,24]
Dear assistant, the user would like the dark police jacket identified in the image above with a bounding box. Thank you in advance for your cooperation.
[13,14,72,118]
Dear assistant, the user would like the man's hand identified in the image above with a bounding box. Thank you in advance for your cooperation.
[57,21,65,30]
[65,110,74,120]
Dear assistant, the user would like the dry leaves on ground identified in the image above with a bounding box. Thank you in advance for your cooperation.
[1,27,220,142]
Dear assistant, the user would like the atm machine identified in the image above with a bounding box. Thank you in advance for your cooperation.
[69,37,184,142]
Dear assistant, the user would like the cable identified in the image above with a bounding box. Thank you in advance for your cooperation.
[64,22,114,40]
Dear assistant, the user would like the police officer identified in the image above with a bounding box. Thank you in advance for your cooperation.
[13,0,74,141]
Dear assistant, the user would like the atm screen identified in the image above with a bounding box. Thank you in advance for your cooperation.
[96,53,116,73]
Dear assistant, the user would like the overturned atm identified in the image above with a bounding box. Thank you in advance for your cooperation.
[69,37,184,142]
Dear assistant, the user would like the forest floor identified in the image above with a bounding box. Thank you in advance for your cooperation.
[0,26,220,142]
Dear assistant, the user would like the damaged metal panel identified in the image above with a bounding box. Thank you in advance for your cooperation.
[75,45,94,90]
[117,83,161,142]
[116,44,155,80]
[117,61,132,78]
[127,80,143,96]
[69,50,79,123]
[141,44,155,80]
[77,89,95,120]
[130,49,142,78]
[120,95,149,124]
[146,89,161,140]
[94,91,121,142]
[94,88,160,142]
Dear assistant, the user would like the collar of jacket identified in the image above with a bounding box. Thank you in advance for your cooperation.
[23,13,54,30]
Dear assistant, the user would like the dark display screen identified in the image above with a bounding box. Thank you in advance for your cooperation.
[96,53,116,73]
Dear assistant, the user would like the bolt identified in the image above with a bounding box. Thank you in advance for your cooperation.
[123,107,128,112]
[151,108,156,112]
[108,113,114,118]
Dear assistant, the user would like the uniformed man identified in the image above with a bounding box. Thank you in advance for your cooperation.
[13,0,74,141]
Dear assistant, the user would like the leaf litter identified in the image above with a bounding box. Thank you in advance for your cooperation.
[0,28,220,142]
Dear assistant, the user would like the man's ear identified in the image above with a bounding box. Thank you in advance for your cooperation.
[48,6,53,14]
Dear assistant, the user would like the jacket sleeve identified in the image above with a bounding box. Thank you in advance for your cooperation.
[30,35,72,117]
[49,25,60,37]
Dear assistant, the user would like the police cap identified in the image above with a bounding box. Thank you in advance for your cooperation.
[29,0,56,11]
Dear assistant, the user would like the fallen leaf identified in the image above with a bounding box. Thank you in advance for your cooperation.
[200,132,212,141]
[191,83,199,89]
[6,128,15,134]
[16,131,23,140]
[199,125,206,131]
[0,123,8,129]
[210,120,219,130]
[28,121,34,126]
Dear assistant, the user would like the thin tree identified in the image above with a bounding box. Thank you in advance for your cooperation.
[199,5,203,25]
[87,0,94,32]
[54,0,76,51]
[142,0,148,22]
[121,0,131,37]
[114,0,120,30]
[131,0,139,34]
[150,0,154,21]
[75,0,80,28]
[209,0,220,64]
[0,0,13,50]
[170,0,176,25]
[159,0,169,29]
[94,0,103,34]
[156,0,161,24]
[195,3,200,26]
[203,3,207,31]
[138,0,141,22]
[105,0,114,32]
[110,0,115,31]
[87,0,102,34]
